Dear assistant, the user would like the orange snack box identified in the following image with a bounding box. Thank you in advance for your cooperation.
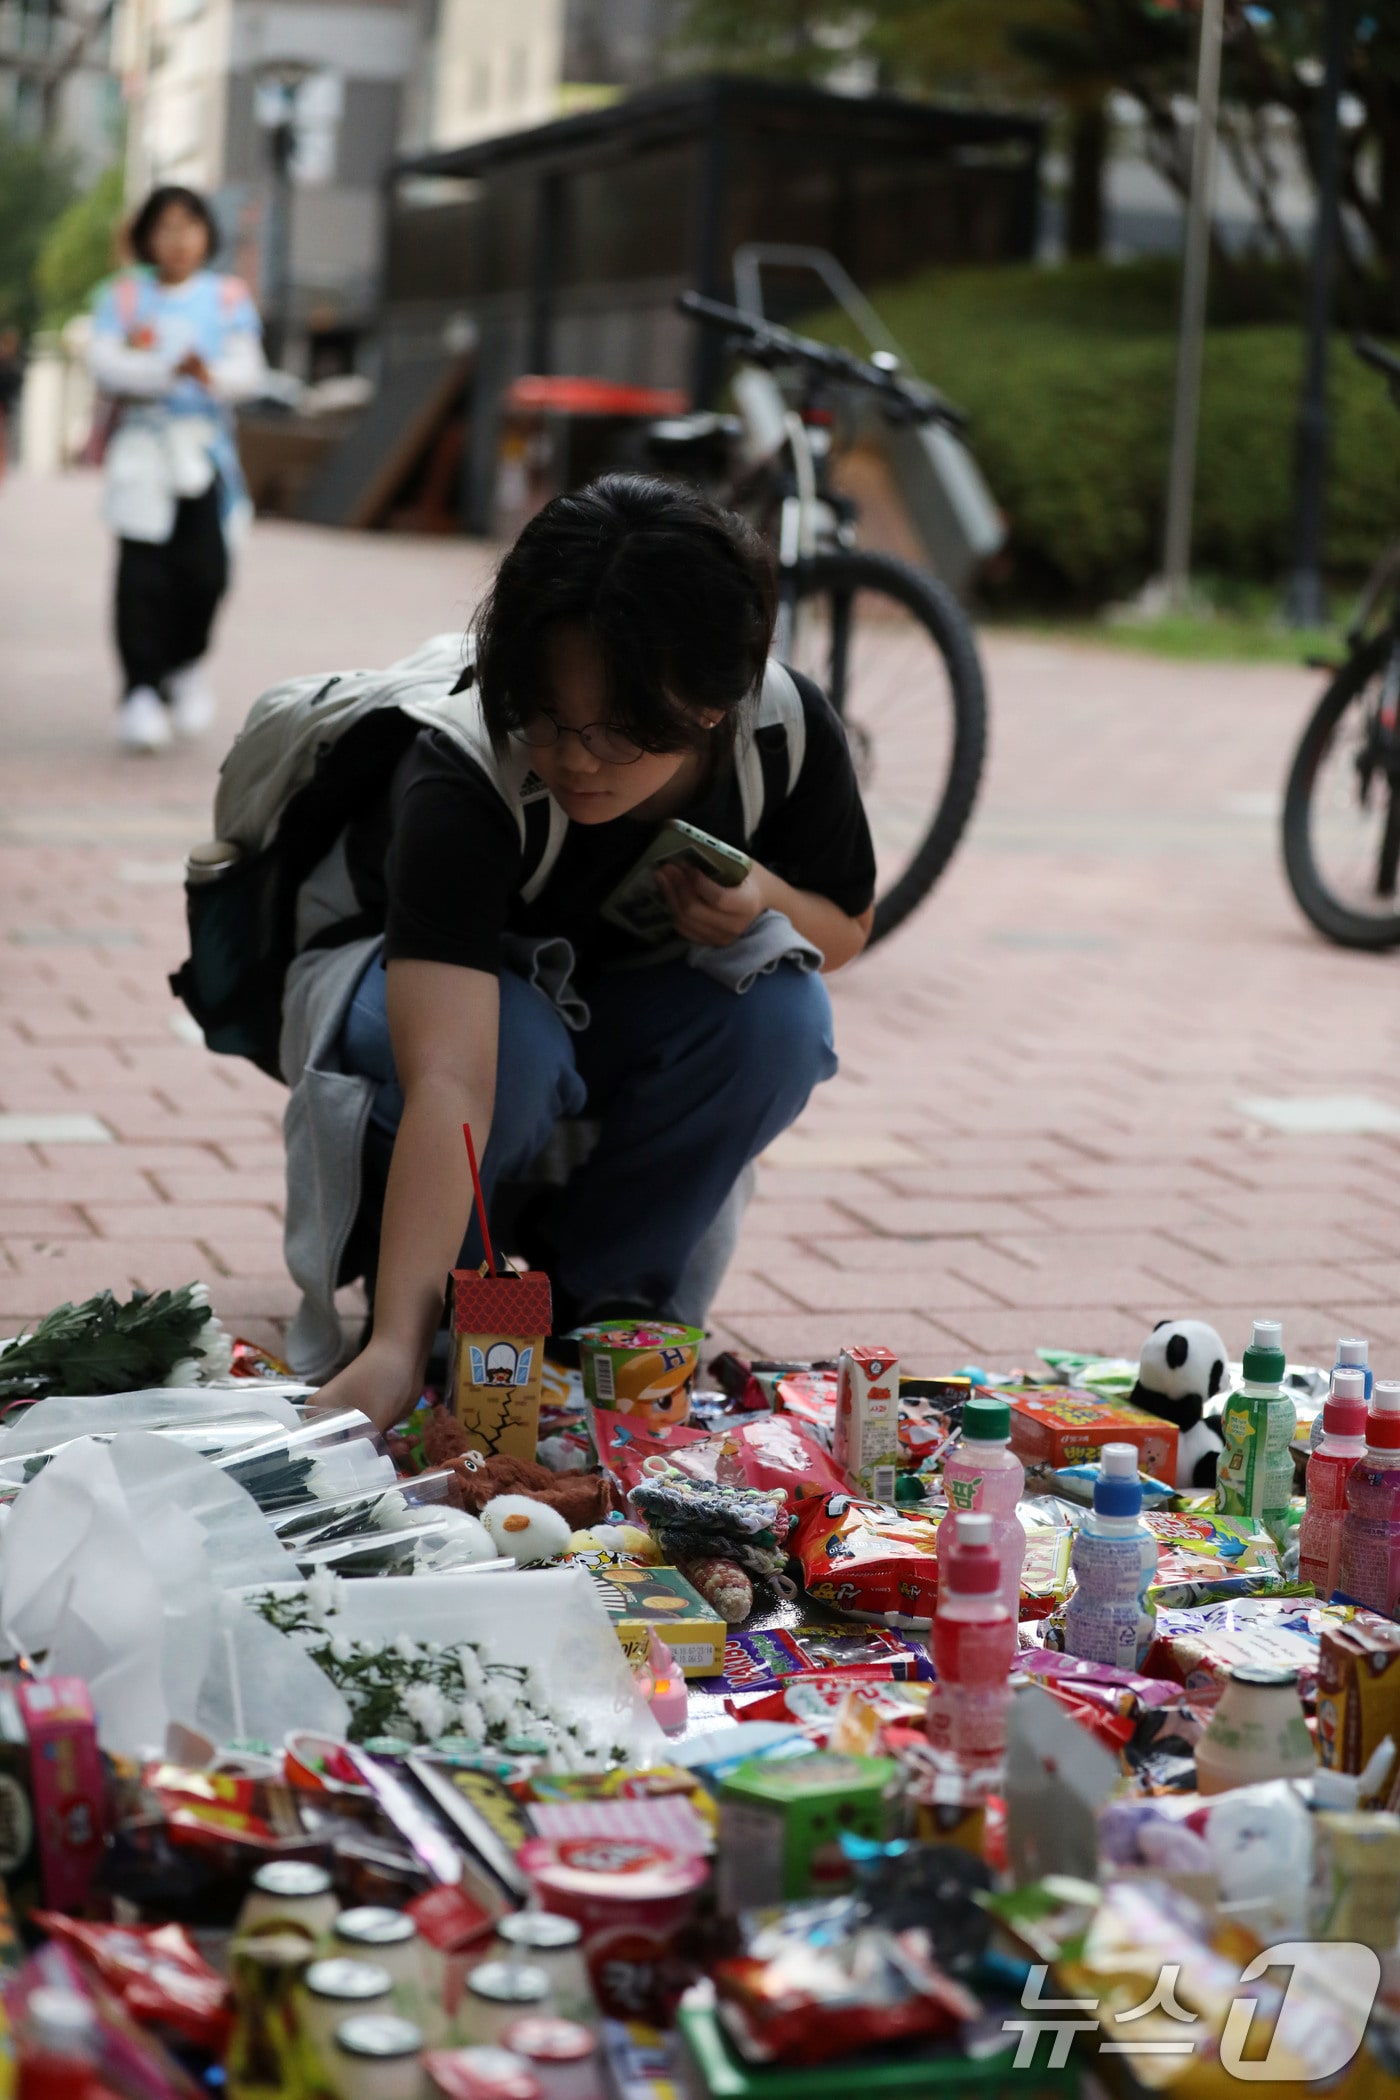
[1006,1385,1177,1484]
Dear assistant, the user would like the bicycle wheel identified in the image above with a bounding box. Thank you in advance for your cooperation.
[1282,630,1400,950]
[787,548,988,943]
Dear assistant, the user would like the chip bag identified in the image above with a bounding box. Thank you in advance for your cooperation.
[791,1493,940,1622]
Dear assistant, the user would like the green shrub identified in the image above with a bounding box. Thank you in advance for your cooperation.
[37,165,125,328]
[813,262,1400,607]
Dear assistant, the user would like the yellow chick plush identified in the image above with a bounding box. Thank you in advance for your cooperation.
[566,1522,662,1564]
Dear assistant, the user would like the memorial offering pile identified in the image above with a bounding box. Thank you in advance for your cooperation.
[0,1290,1398,2100]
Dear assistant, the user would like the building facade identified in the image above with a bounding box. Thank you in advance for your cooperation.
[118,0,418,371]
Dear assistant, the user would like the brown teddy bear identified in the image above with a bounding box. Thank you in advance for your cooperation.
[389,1406,613,1530]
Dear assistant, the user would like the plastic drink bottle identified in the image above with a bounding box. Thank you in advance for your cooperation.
[1194,1664,1316,1794]
[1311,1337,1372,1448]
[1298,1368,1368,1599]
[928,1511,1016,1769]
[1063,1442,1157,1669]
[1216,1320,1297,1546]
[1337,1382,1400,1614]
[935,1395,1025,1615]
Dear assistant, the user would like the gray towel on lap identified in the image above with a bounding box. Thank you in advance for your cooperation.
[686,908,824,994]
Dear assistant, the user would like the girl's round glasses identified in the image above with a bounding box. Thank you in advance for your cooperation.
[513,716,645,765]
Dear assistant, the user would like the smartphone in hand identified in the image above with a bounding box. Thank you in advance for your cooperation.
[601,818,753,944]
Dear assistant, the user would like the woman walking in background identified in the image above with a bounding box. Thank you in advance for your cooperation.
[89,186,267,753]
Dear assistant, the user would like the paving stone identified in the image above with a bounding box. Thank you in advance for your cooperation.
[4,476,1391,1374]
[0,1113,111,1144]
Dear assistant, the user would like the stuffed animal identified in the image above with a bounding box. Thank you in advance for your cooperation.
[480,1493,574,1565]
[1131,1319,1228,1489]
[376,1497,498,1567]
[567,1522,663,1564]
[452,1450,613,1531]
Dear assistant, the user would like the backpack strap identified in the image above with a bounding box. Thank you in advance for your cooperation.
[734,659,807,841]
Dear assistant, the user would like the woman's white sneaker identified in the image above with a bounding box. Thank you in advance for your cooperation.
[117,686,173,753]
[167,662,217,740]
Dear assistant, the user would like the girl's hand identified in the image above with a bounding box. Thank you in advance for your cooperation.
[656,861,769,948]
[176,350,212,385]
[310,1335,422,1433]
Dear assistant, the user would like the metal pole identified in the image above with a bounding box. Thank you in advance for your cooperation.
[1285,0,1347,627]
[264,117,294,370]
[1161,0,1225,610]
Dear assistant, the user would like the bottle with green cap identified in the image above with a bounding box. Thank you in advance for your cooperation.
[1216,1320,1297,1545]
[936,1394,1025,1614]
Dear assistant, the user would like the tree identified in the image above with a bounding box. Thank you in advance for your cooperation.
[671,0,1195,257]
[1223,1,1400,321]
[36,163,124,326]
[0,122,74,331]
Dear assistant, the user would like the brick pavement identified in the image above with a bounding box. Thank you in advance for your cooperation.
[3,470,1400,1381]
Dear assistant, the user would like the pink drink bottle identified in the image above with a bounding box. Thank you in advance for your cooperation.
[1298,1368,1368,1599]
[936,1396,1025,1616]
[1310,1338,1372,1449]
[928,1512,1016,1769]
[1337,1382,1400,1613]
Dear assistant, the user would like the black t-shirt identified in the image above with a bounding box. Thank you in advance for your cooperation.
[346,669,876,982]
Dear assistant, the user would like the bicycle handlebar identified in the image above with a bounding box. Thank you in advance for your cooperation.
[1355,336,1400,391]
[677,290,969,434]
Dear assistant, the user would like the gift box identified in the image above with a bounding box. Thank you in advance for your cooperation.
[585,1564,726,1677]
[446,1265,552,1462]
[1317,1618,1400,1780]
[0,1676,106,1917]
[1006,1385,1178,1483]
[716,1752,897,1910]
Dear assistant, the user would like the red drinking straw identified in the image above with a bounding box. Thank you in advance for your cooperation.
[462,1121,496,1276]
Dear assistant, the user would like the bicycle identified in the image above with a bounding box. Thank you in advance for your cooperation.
[643,287,989,945]
[1283,336,1400,950]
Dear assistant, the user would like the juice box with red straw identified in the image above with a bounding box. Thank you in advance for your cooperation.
[447,1124,552,1460]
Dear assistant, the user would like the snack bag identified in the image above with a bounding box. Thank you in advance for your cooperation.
[447,1265,552,1461]
[708,1624,931,1697]
[596,1409,845,1505]
[791,1492,940,1622]
[1145,1510,1286,1608]
[774,1368,840,1447]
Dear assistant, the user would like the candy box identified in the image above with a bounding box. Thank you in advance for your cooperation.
[447,1265,552,1462]
[717,1752,897,1910]
[833,1347,901,1501]
[0,1677,106,1917]
[1007,1386,1177,1483]
[586,1564,726,1677]
[1317,1617,1400,1779]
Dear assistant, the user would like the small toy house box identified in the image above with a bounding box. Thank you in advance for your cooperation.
[447,1265,553,1461]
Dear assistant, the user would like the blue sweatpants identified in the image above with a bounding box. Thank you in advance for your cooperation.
[339,955,837,1321]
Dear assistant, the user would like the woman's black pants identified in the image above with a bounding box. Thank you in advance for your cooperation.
[115,483,228,698]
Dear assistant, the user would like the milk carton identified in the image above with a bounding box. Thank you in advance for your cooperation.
[833,1346,901,1501]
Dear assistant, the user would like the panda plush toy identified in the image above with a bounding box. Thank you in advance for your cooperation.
[1131,1319,1228,1489]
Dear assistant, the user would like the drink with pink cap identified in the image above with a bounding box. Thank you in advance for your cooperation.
[1298,1368,1368,1599]
[1338,1382,1400,1614]
[927,1512,1016,1769]
[935,1395,1025,1615]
